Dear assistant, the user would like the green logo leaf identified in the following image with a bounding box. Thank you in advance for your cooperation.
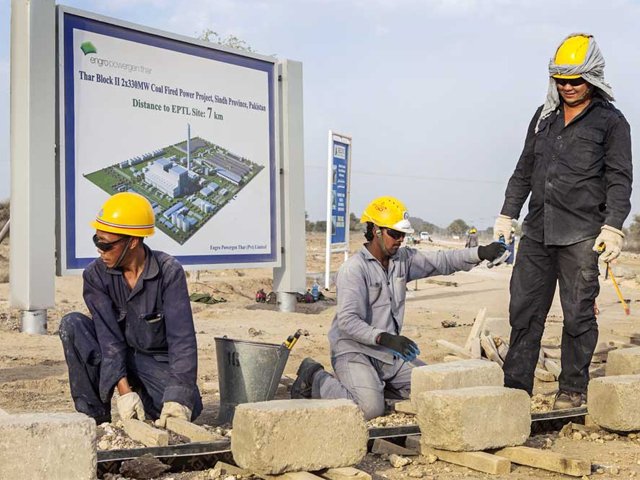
[80,41,97,55]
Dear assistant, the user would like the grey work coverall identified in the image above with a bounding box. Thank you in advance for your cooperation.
[501,97,632,395]
[313,244,481,419]
[59,245,202,422]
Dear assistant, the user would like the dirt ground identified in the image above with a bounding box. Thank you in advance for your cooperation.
[2,232,640,479]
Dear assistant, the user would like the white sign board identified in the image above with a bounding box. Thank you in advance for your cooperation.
[57,8,280,273]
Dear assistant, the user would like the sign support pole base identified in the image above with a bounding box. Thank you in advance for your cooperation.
[277,292,297,313]
[21,309,47,335]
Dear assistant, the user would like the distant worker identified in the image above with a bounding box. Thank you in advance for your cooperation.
[59,192,202,425]
[465,227,479,248]
[291,196,507,419]
[494,34,632,409]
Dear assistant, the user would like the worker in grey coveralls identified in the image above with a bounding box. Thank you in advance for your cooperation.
[495,34,632,409]
[59,192,202,425]
[291,196,507,419]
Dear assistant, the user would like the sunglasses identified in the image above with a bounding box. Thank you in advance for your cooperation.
[554,77,586,87]
[92,234,128,252]
[384,228,406,240]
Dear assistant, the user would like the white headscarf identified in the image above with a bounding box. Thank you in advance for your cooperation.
[536,33,615,133]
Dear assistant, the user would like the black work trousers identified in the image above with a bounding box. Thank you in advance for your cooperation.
[503,236,600,395]
[59,312,202,422]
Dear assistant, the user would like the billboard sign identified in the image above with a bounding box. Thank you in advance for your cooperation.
[57,8,279,273]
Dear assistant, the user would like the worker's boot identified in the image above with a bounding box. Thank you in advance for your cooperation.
[291,358,324,399]
[552,390,587,410]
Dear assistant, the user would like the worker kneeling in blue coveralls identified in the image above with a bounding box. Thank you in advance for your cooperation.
[291,196,507,419]
[59,192,202,425]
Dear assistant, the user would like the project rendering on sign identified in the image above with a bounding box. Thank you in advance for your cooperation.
[57,8,280,273]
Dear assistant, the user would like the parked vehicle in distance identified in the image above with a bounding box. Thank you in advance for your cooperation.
[419,231,432,242]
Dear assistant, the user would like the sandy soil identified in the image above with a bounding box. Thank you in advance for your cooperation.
[2,233,640,478]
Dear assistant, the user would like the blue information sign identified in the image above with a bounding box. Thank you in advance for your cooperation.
[330,140,349,245]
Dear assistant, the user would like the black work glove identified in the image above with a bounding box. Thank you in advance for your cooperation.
[377,332,420,361]
[478,241,507,261]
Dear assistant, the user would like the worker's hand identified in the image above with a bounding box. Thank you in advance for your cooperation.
[493,215,513,243]
[478,242,508,262]
[593,225,624,263]
[116,392,146,421]
[377,332,420,362]
[155,401,192,428]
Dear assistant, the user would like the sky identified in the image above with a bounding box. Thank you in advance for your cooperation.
[2,0,640,229]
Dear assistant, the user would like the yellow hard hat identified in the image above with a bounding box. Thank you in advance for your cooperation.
[552,35,590,79]
[91,192,155,237]
[470,227,477,234]
[360,196,414,233]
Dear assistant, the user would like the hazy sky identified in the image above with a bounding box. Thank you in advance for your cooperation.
[1,0,639,228]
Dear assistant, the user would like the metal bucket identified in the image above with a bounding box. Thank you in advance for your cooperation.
[215,336,290,424]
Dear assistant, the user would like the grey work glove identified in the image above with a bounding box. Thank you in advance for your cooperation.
[593,225,624,263]
[478,242,508,262]
[493,215,513,243]
[116,392,146,421]
[155,401,192,428]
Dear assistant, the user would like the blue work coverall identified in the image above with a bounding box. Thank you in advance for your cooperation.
[59,245,202,423]
[314,244,481,419]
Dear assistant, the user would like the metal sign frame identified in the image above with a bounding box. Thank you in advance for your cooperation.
[56,6,281,274]
[324,130,352,288]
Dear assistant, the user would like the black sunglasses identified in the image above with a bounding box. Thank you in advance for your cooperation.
[92,234,128,252]
[384,228,406,240]
[554,77,586,87]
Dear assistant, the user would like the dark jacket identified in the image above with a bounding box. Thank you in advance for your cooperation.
[501,96,632,246]
[83,245,198,409]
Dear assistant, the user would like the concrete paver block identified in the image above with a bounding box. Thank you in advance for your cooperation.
[122,418,169,447]
[410,359,503,404]
[416,386,530,452]
[0,413,96,479]
[588,375,640,431]
[232,399,368,474]
[605,347,640,376]
[165,417,223,442]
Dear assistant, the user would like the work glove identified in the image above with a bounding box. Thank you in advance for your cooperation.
[377,332,420,362]
[593,225,624,263]
[116,392,146,421]
[155,401,192,428]
[478,242,508,262]
[493,215,513,243]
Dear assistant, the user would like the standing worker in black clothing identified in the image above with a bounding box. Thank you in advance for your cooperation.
[59,192,203,425]
[494,34,632,409]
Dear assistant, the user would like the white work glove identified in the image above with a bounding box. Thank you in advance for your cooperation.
[155,401,192,428]
[116,392,146,421]
[593,225,624,263]
[493,215,513,243]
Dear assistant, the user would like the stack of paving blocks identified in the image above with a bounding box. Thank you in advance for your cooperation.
[231,399,368,475]
[589,347,640,431]
[411,359,530,451]
[0,412,97,479]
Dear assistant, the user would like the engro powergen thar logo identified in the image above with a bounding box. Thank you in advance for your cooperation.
[80,41,152,74]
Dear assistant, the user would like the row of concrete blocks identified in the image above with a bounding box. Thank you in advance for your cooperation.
[5,350,640,479]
